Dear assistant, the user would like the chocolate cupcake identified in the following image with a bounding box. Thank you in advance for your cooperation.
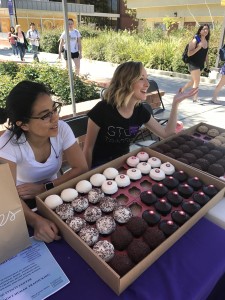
[208,163,225,177]
[166,140,179,149]
[164,152,176,159]
[158,144,172,153]
[197,145,209,154]
[143,227,166,249]
[181,200,201,216]
[209,150,223,159]
[126,217,148,237]
[177,183,194,198]
[111,227,133,251]
[140,190,158,205]
[216,159,225,169]
[109,253,135,276]
[173,170,188,182]
[177,157,189,164]
[166,191,183,206]
[153,147,164,154]
[179,145,191,153]
[152,183,168,197]
[190,149,204,159]
[195,158,210,171]
[203,154,217,164]
[171,210,190,225]
[205,142,215,150]
[187,177,203,191]
[173,136,186,144]
[159,220,179,237]
[192,138,204,146]
[186,141,197,149]
[170,148,183,158]
[192,192,210,206]
[155,199,172,216]
[179,134,193,141]
[202,185,219,198]
[162,176,179,190]
[142,210,161,226]
[182,153,197,164]
[190,163,202,170]
[127,239,151,263]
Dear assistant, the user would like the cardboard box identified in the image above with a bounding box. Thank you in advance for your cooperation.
[0,164,31,263]
[36,148,225,295]
[150,122,225,181]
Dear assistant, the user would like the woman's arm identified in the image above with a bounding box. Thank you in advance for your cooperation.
[144,88,198,139]
[77,37,82,59]
[83,119,100,169]
[58,38,64,59]
[188,38,202,57]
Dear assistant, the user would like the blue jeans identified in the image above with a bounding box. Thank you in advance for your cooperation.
[11,43,18,55]
[17,42,26,61]
[31,45,39,61]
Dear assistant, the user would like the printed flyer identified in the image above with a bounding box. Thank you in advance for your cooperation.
[0,237,70,300]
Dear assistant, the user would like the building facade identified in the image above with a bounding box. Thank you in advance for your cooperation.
[0,0,136,33]
[126,0,225,29]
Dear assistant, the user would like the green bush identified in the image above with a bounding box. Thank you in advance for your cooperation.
[0,62,99,108]
[0,61,19,77]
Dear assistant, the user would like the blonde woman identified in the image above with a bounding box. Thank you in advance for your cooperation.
[15,24,28,61]
[83,61,197,169]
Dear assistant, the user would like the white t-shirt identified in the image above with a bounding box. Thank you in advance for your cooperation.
[60,29,81,53]
[26,29,40,46]
[0,120,76,185]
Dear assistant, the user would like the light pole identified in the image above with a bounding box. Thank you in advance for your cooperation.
[12,0,18,24]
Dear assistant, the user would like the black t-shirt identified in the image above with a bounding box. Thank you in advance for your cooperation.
[189,47,208,70]
[88,100,152,166]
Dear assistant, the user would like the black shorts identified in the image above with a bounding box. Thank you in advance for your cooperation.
[63,50,79,60]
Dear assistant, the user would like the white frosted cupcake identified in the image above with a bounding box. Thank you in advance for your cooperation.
[103,167,119,180]
[160,162,175,175]
[126,168,142,181]
[45,194,63,210]
[126,156,140,167]
[148,157,161,168]
[61,188,78,202]
[137,162,151,174]
[115,174,131,187]
[76,180,92,194]
[101,180,118,195]
[149,168,165,181]
[136,151,149,161]
[90,173,106,187]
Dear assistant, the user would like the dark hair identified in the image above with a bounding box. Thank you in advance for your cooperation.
[0,80,50,141]
[30,22,35,26]
[68,18,74,23]
[10,26,15,33]
[196,24,210,41]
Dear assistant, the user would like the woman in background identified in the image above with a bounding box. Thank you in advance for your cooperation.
[15,24,28,62]
[180,24,210,102]
[8,26,18,56]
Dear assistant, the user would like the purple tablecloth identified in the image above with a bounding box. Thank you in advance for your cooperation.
[47,218,225,300]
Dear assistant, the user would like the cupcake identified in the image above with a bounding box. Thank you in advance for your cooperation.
[136,151,149,161]
[148,157,161,168]
[152,183,168,197]
[140,190,158,205]
[192,192,210,206]
[208,163,224,177]
[187,177,203,191]
[162,176,179,190]
[127,239,151,263]
[159,220,179,237]
[93,240,114,262]
[126,156,140,167]
[79,226,99,246]
[160,162,175,175]
[173,170,188,182]
[126,216,148,237]
[154,199,172,216]
[142,210,161,226]
[113,205,133,224]
[115,174,131,187]
[177,184,194,198]
[108,253,135,276]
[181,200,201,216]
[171,210,190,225]
[111,226,133,250]
[76,180,92,194]
[166,191,183,207]
[143,227,166,249]
[90,173,106,187]
[126,168,142,181]
[202,185,218,198]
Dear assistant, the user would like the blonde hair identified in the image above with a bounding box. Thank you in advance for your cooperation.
[15,24,21,34]
[104,61,144,109]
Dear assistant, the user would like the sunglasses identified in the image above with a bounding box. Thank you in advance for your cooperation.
[30,102,62,122]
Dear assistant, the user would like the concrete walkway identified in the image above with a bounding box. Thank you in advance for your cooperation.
[1,44,225,131]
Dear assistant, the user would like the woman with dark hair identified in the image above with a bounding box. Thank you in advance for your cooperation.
[8,26,18,56]
[180,24,210,102]
[0,80,88,243]
[83,61,197,169]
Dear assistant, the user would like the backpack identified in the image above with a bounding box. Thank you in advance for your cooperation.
[182,44,189,63]
[219,45,225,61]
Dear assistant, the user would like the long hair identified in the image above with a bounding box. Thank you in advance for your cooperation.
[0,81,50,142]
[104,61,144,109]
[196,24,210,41]
[15,24,21,34]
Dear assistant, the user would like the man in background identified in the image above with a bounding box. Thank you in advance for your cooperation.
[26,22,40,62]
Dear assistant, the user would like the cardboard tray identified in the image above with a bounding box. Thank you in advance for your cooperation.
[150,122,225,181]
[36,148,225,295]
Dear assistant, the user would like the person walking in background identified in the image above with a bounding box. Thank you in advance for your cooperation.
[212,64,225,104]
[58,18,82,75]
[0,80,88,243]
[180,24,210,102]
[26,22,40,62]
[8,26,18,56]
[83,61,198,169]
[15,24,28,62]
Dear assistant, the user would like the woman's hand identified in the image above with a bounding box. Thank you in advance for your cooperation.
[33,215,61,243]
[173,87,198,105]
[17,182,45,199]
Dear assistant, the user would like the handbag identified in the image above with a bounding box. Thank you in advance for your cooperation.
[219,45,225,61]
